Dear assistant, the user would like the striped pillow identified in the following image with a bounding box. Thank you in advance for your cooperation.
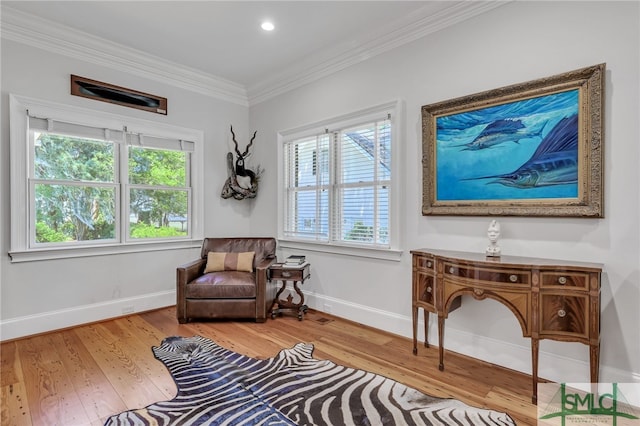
[204,251,255,273]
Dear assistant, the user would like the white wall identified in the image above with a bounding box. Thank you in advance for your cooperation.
[0,39,255,338]
[249,1,640,384]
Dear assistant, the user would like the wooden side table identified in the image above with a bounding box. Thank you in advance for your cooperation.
[269,263,311,320]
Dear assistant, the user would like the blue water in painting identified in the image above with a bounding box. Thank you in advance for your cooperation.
[436,89,579,201]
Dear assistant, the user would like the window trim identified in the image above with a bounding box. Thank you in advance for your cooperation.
[277,100,403,260]
[9,94,204,262]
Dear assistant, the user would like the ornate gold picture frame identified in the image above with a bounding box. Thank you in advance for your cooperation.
[421,63,604,217]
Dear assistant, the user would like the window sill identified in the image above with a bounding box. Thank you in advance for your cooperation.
[277,239,403,261]
[8,239,203,263]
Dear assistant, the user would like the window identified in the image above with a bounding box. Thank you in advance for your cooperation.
[280,101,400,255]
[128,145,189,239]
[9,94,203,261]
[32,128,118,244]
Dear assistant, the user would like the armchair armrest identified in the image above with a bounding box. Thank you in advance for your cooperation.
[255,257,277,293]
[177,258,206,285]
[255,257,277,322]
[256,257,277,275]
[176,258,206,323]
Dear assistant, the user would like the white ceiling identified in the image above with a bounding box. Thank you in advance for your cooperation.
[1,1,506,104]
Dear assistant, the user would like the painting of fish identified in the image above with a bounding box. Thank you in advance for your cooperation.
[453,118,546,151]
[434,90,580,201]
[464,114,578,188]
[421,63,604,217]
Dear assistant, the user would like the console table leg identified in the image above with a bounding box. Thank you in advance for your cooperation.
[412,307,418,355]
[292,281,304,306]
[438,315,445,371]
[531,338,539,405]
[424,309,430,348]
[590,343,600,384]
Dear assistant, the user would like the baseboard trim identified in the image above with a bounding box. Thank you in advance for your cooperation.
[0,290,175,341]
[303,291,640,385]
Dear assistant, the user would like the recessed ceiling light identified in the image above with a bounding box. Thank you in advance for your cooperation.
[261,21,275,31]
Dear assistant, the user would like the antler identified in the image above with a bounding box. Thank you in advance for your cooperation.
[242,131,257,157]
[230,125,242,157]
[230,126,257,158]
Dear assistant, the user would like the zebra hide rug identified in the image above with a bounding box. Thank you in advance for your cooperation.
[104,335,516,426]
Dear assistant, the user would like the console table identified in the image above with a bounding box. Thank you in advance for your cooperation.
[411,249,602,403]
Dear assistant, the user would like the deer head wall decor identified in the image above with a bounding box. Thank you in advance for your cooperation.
[221,125,262,200]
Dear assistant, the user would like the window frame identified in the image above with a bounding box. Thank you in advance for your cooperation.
[277,101,402,261]
[9,94,204,262]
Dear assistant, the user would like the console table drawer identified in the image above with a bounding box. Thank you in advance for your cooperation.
[414,255,435,271]
[540,294,588,338]
[540,271,588,290]
[414,271,435,307]
[269,264,310,281]
[444,263,530,287]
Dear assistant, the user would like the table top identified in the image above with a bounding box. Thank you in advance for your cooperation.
[269,262,310,270]
[410,248,603,272]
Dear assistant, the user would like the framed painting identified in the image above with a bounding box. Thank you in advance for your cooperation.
[421,63,604,217]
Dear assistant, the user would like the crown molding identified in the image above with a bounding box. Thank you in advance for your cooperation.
[246,1,509,105]
[1,2,508,108]
[0,7,249,106]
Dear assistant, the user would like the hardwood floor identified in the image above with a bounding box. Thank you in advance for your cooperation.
[1,307,538,425]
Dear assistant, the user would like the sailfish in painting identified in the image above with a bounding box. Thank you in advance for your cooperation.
[454,118,546,151]
[465,114,579,189]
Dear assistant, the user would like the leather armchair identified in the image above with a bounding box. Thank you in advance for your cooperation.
[177,237,277,323]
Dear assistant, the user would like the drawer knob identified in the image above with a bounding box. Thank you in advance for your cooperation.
[449,267,455,274]
[427,286,432,293]
[282,271,292,278]
[558,309,567,318]
[509,275,518,283]
[427,261,432,268]
[558,276,567,285]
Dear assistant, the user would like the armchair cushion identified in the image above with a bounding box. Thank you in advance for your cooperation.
[188,271,256,298]
[204,251,255,273]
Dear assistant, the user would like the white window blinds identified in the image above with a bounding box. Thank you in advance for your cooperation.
[282,110,393,248]
[283,134,331,241]
[333,120,391,246]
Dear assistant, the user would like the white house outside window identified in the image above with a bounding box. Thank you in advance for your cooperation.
[9,94,203,262]
[279,101,400,257]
